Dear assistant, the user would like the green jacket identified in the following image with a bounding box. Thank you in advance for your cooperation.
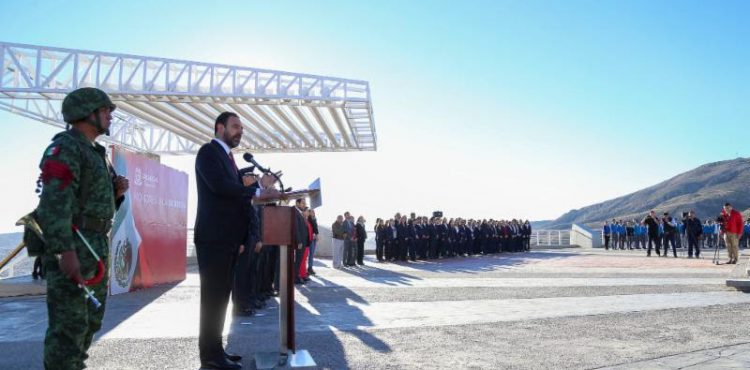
[332,221,345,239]
[36,129,116,256]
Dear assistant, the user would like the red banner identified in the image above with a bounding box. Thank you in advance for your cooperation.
[110,148,188,294]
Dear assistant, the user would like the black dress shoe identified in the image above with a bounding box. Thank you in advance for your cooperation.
[201,356,241,370]
[308,269,316,275]
[224,352,242,362]
[251,299,266,309]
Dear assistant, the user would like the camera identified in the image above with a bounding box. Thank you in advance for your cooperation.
[433,211,443,218]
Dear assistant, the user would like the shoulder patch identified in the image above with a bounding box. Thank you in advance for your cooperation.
[45,146,61,157]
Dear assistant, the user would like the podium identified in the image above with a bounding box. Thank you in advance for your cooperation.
[253,189,319,369]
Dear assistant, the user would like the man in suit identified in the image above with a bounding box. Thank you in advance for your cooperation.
[644,211,662,257]
[684,210,703,258]
[343,212,356,266]
[427,218,437,259]
[194,111,275,370]
[523,220,532,251]
[355,216,368,265]
[307,210,320,274]
[232,172,263,315]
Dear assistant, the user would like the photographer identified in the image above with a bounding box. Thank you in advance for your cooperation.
[644,211,662,257]
[721,203,744,264]
[684,211,703,258]
[662,213,678,258]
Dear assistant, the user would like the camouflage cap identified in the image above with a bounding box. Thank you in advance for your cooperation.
[61,87,116,123]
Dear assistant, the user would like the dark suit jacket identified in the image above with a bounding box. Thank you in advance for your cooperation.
[194,140,258,247]
[685,217,703,238]
[244,205,261,248]
[294,207,310,247]
[356,223,367,241]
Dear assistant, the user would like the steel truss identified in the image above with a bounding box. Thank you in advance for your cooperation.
[0,42,377,155]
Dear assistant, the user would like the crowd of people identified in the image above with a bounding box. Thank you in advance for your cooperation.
[602,203,747,262]
[332,212,533,264]
[329,212,369,268]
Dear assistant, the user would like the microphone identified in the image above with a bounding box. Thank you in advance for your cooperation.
[243,153,269,173]
[242,152,291,193]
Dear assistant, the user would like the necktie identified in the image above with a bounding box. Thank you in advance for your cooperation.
[228,152,239,175]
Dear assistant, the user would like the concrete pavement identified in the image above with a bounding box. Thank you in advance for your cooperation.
[2,248,750,369]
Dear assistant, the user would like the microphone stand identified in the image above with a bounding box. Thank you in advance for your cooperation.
[245,152,290,194]
[262,167,289,195]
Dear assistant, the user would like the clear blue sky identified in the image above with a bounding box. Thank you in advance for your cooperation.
[0,1,748,232]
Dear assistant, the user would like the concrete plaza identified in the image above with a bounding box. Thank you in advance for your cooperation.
[2,247,750,369]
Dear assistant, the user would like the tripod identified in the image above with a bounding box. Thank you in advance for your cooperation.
[713,236,722,265]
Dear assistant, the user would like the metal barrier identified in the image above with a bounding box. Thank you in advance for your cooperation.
[2,227,574,279]
[187,228,196,258]
[531,230,571,246]
[0,242,31,280]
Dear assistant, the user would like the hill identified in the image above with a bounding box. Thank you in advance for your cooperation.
[547,158,750,229]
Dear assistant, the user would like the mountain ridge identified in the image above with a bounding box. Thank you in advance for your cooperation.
[547,158,750,229]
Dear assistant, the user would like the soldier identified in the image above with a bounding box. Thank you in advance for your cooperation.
[36,87,128,370]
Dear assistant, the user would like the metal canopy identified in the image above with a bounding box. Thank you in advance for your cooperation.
[0,42,377,155]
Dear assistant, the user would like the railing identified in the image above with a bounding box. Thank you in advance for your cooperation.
[0,242,32,280]
[2,227,573,280]
[187,228,196,258]
[531,230,571,246]
[0,229,197,280]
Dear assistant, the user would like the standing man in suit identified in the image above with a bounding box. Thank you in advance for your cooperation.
[306,210,320,275]
[684,210,703,258]
[194,111,275,370]
[427,218,438,259]
[662,213,678,258]
[232,173,262,316]
[355,216,368,265]
[385,219,397,261]
[343,212,356,266]
[644,211,662,257]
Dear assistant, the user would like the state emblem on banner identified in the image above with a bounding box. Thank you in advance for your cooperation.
[114,238,134,288]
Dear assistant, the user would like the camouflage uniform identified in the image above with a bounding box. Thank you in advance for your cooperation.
[37,88,118,370]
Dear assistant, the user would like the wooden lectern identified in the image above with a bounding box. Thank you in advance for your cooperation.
[253,189,319,369]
